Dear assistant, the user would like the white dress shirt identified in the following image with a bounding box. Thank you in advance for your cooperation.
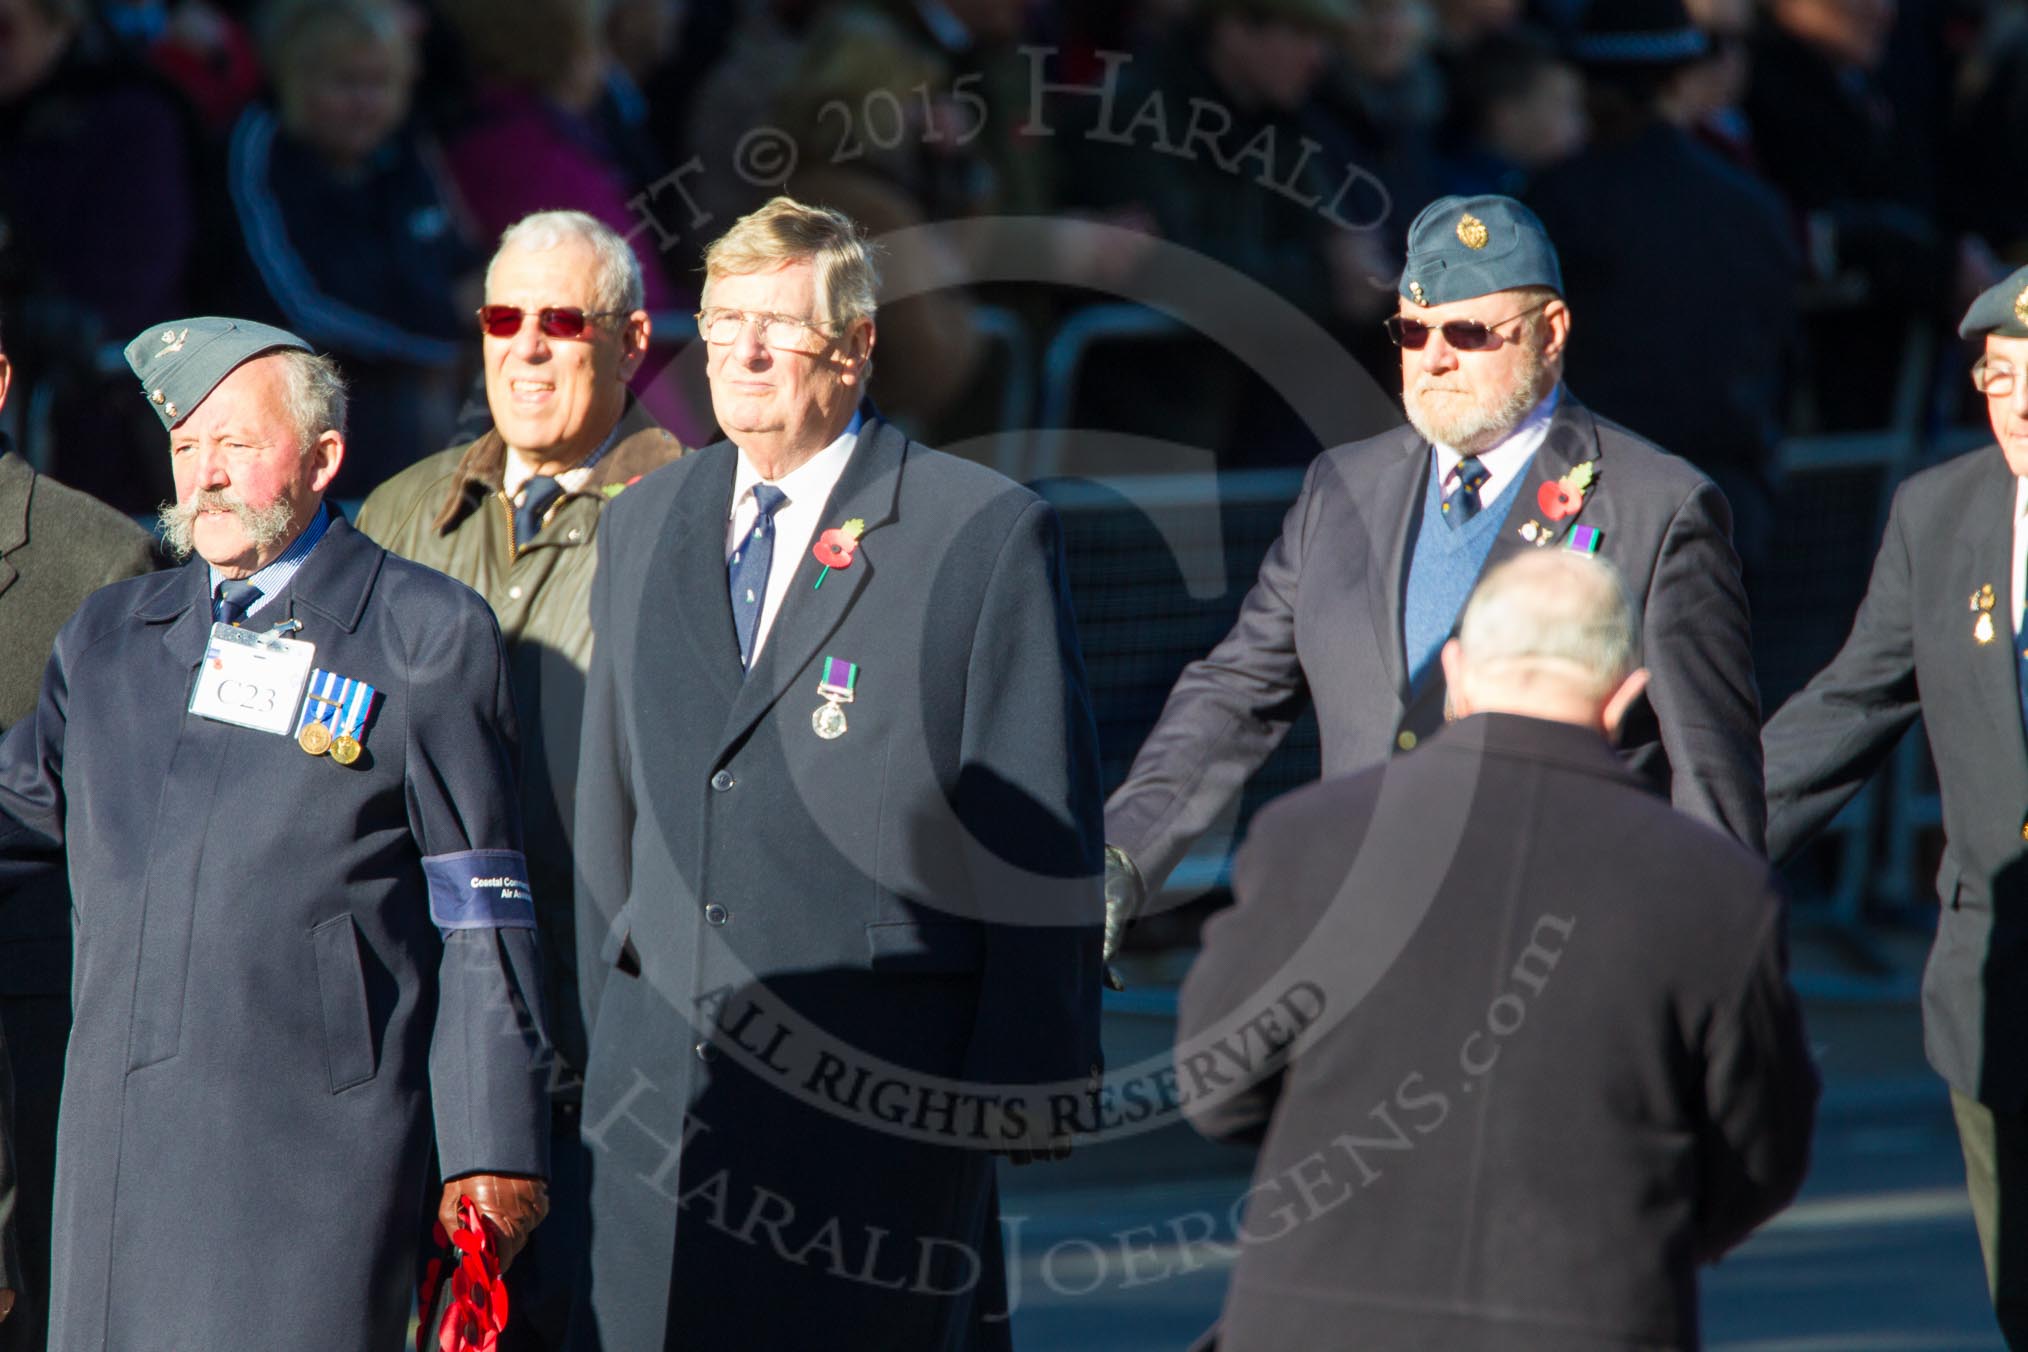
[725,415,861,662]
[1431,383,1564,511]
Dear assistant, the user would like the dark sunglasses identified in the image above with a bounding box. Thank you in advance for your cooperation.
[1384,299,1552,351]
[477,305,627,340]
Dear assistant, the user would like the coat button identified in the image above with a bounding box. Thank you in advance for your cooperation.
[710,770,734,792]
[1397,730,1417,751]
[705,903,729,926]
[508,586,524,601]
[567,528,583,541]
[694,1040,716,1062]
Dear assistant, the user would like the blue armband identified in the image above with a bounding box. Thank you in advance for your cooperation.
[423,850,537,933]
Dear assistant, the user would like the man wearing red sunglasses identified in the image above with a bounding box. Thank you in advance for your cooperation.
[1103,193,1763,963]
[357,209,685,1350]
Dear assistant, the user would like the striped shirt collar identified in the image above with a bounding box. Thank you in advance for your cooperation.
[208,503,332,621]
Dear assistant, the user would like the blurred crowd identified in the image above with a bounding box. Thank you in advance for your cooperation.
[0,0,2015,539]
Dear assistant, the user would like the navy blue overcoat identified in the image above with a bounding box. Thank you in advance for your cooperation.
[0,517,551,1349]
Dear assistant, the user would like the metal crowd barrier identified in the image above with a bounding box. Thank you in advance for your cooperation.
[41,295,1987,959]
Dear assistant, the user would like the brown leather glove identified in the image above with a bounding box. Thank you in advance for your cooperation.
[439,1174,550,1272]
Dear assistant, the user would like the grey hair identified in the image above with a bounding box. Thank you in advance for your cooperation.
[488,210,646,315]
[702,196,880,329]
[275,349,349,448]
[1456,551,1641,696]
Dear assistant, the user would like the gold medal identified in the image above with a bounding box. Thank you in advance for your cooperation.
[298,722,333,756]
[329,735,362,765]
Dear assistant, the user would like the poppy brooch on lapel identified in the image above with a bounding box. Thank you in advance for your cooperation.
[813,518,866,588]
[1520,459,1602,550]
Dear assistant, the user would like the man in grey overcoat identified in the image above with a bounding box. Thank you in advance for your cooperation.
[569,197,1105,1350]
[0,317,552,1348]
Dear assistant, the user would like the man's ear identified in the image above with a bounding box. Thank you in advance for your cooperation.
[1601,667,1650,741]
[1539,297,1572,365]
[839,319,876,387]
[307,430,345,495]
[619,309,652,380]
[1439,639,1470,719]
[0,352,12,415]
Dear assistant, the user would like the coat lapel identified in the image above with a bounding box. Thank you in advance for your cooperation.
[1363,432,1429,704]
[138,560,217,672]
[0,453,30,607]
[656,445,745,707]
[273,516,378,635]
[719,421,907,755]
[1958,454,2028,777]
[1480,392,1595,571]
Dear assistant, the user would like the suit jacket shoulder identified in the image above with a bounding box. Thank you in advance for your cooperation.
[4,458,157,568]
[1890,442,2003,522]
[1584,407,1719,502]
[896,438,1041,510]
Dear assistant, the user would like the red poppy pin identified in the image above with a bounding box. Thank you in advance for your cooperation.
[813,518,867,589]
[1537,460,1597,522]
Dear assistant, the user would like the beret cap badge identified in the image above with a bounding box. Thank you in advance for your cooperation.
[1399,194,1563,305]
[2013,288,2028,328]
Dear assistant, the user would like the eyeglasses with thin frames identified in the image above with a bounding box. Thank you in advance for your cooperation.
[1974,356,2021,398]
[1384,299,1554,352]
[696,308,837,353]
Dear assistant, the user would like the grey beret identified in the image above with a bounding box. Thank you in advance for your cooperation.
[1399,195,1564,307]
[123,317,312,429]
[1958,265,2028,340]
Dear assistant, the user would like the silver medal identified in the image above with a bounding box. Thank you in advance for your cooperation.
[813,701,848,739]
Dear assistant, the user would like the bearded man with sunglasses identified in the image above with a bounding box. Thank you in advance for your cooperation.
[358,209,684,1350]
[1103,193,1763,962]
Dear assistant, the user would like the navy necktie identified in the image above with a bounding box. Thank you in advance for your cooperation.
[729,483,789,669]
[514,475,564,548]
[1442,456,1490,530]
[215,579,261,624]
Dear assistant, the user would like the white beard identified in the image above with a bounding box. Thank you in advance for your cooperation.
[1403,346,1553,453]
